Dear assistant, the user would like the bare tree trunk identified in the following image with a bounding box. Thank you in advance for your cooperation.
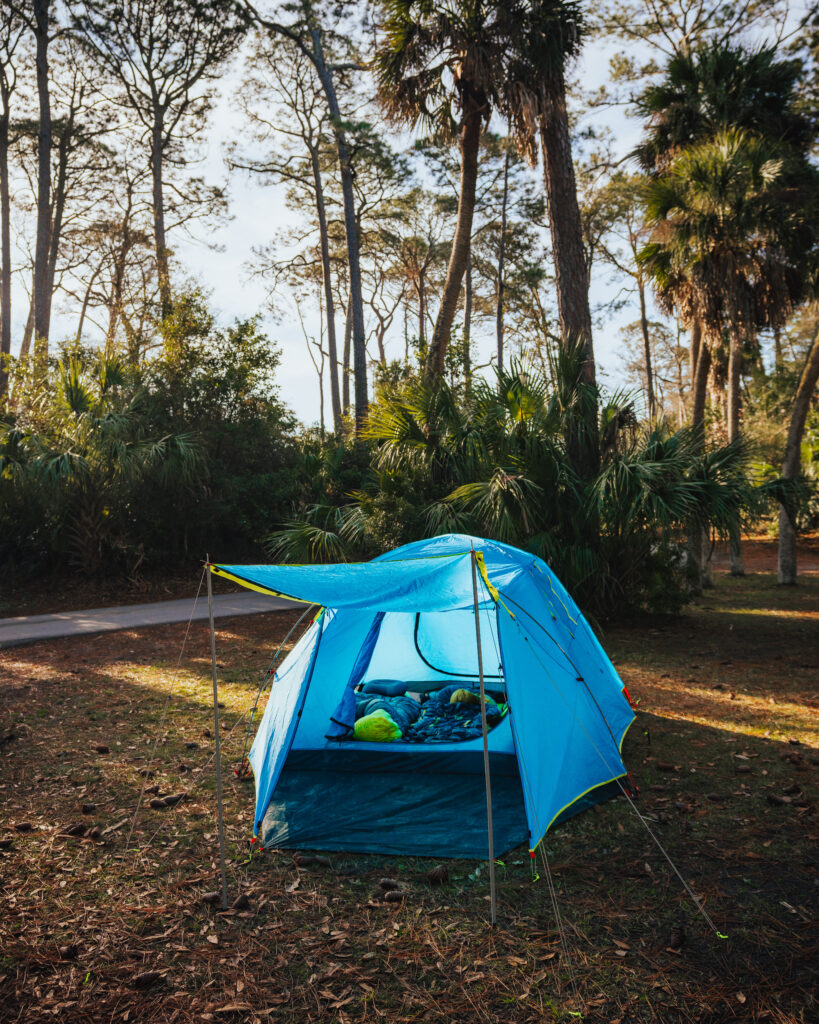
[33,0,51,354]
[686,322,711,592]
[342,290,351,416]
[0,96,10,396]
[308,28,367,431]
[726,324,743,444]
[44,103,74,313]
[19,296,34,359]
[150,109,172,316]
[316,348,325,434]
[426,102,482,379]
[691,322,709,429]
[417,275,425,350]
[76,261,102,344]
[637,275,656,419]
[779,316,819,585]
[727,322,745,574]
[496,148,509,374]
[309,145,341,432]
[538,69,598,480]
[773,325,783,370]
[464,250,472,383]
[689,317,700,394]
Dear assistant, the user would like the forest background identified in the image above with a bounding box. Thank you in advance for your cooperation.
[1,0,818,621]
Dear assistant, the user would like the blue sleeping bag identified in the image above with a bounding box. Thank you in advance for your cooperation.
[404,685,504,743]
[353,686,506,744]
[354,694,421,733]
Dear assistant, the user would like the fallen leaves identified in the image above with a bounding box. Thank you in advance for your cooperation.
[131,971,163,989]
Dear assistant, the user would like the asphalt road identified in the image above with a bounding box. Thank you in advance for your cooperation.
[0,592,299,649]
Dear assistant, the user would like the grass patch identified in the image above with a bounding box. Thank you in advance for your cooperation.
[0,570,816,1022]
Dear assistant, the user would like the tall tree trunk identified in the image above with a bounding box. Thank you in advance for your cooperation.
[417,275,425,350]
[426,103,482,380]
[33,0,51,355]
[691,322,709,429]
[686,321,712,592]
[464,250,472,384]
[309,145,341,432]
[316,349,325,434]
[19,296,34,359]
[689,317,700,398]
[773,326,783,370]
[44,104,73,311]
[0,97,10,396]
[150,109,172,316]
[342,290,351,416]
[538,71,598,480]
[726,324,743,444]
[727,322,745,575]
[778,316,819,585]
[76,261,102,345]
[637,275,656,419]
[496,149,509,374]
[309,28,367,431]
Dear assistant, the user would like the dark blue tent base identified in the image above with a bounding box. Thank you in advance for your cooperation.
[260,749,624,858]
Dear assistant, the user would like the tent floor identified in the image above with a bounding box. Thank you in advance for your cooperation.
[261,748,528,858]
[260,749,627,858]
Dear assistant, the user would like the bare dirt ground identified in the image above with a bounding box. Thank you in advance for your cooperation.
[1,558,816,1023]
[710,533,819,573]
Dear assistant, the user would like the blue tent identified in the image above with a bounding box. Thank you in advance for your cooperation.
[211,534,634,859]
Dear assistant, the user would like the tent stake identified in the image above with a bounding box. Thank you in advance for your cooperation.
[206,560,229,911]
[471,549,496,926]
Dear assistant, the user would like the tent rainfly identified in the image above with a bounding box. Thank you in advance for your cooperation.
[210,534,635,860]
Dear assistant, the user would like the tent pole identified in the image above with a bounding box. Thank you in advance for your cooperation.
[471,549,496,926]
[206,560,229,911]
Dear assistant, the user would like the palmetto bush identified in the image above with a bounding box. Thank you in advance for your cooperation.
[269,343,750,619]
[1,349,203,575]
[1,308,300,579]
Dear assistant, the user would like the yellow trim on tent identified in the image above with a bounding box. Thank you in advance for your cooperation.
[474,551,499,602]
[528,716,635,853]
[209,565,313,604]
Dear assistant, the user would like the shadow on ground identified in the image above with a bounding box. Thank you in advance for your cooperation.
[0,571,816,1023]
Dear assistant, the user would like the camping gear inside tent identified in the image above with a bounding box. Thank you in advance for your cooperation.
[210,534,635,859]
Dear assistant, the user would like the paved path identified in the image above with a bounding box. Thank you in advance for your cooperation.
[0,592,298,649]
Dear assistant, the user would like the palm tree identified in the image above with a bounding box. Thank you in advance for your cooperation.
[501,0,595,477]
[377,2,598,481]
[635,40,818,581]
[269,344,751,618]
[376,1,512,380]
[640,128,812,573]
[635,38,815,426]
[635,42,812,175]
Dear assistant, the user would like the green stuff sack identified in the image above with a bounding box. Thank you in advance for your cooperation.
[449,688,480,705]
[354,709,402,742]
[449,689,498,713]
